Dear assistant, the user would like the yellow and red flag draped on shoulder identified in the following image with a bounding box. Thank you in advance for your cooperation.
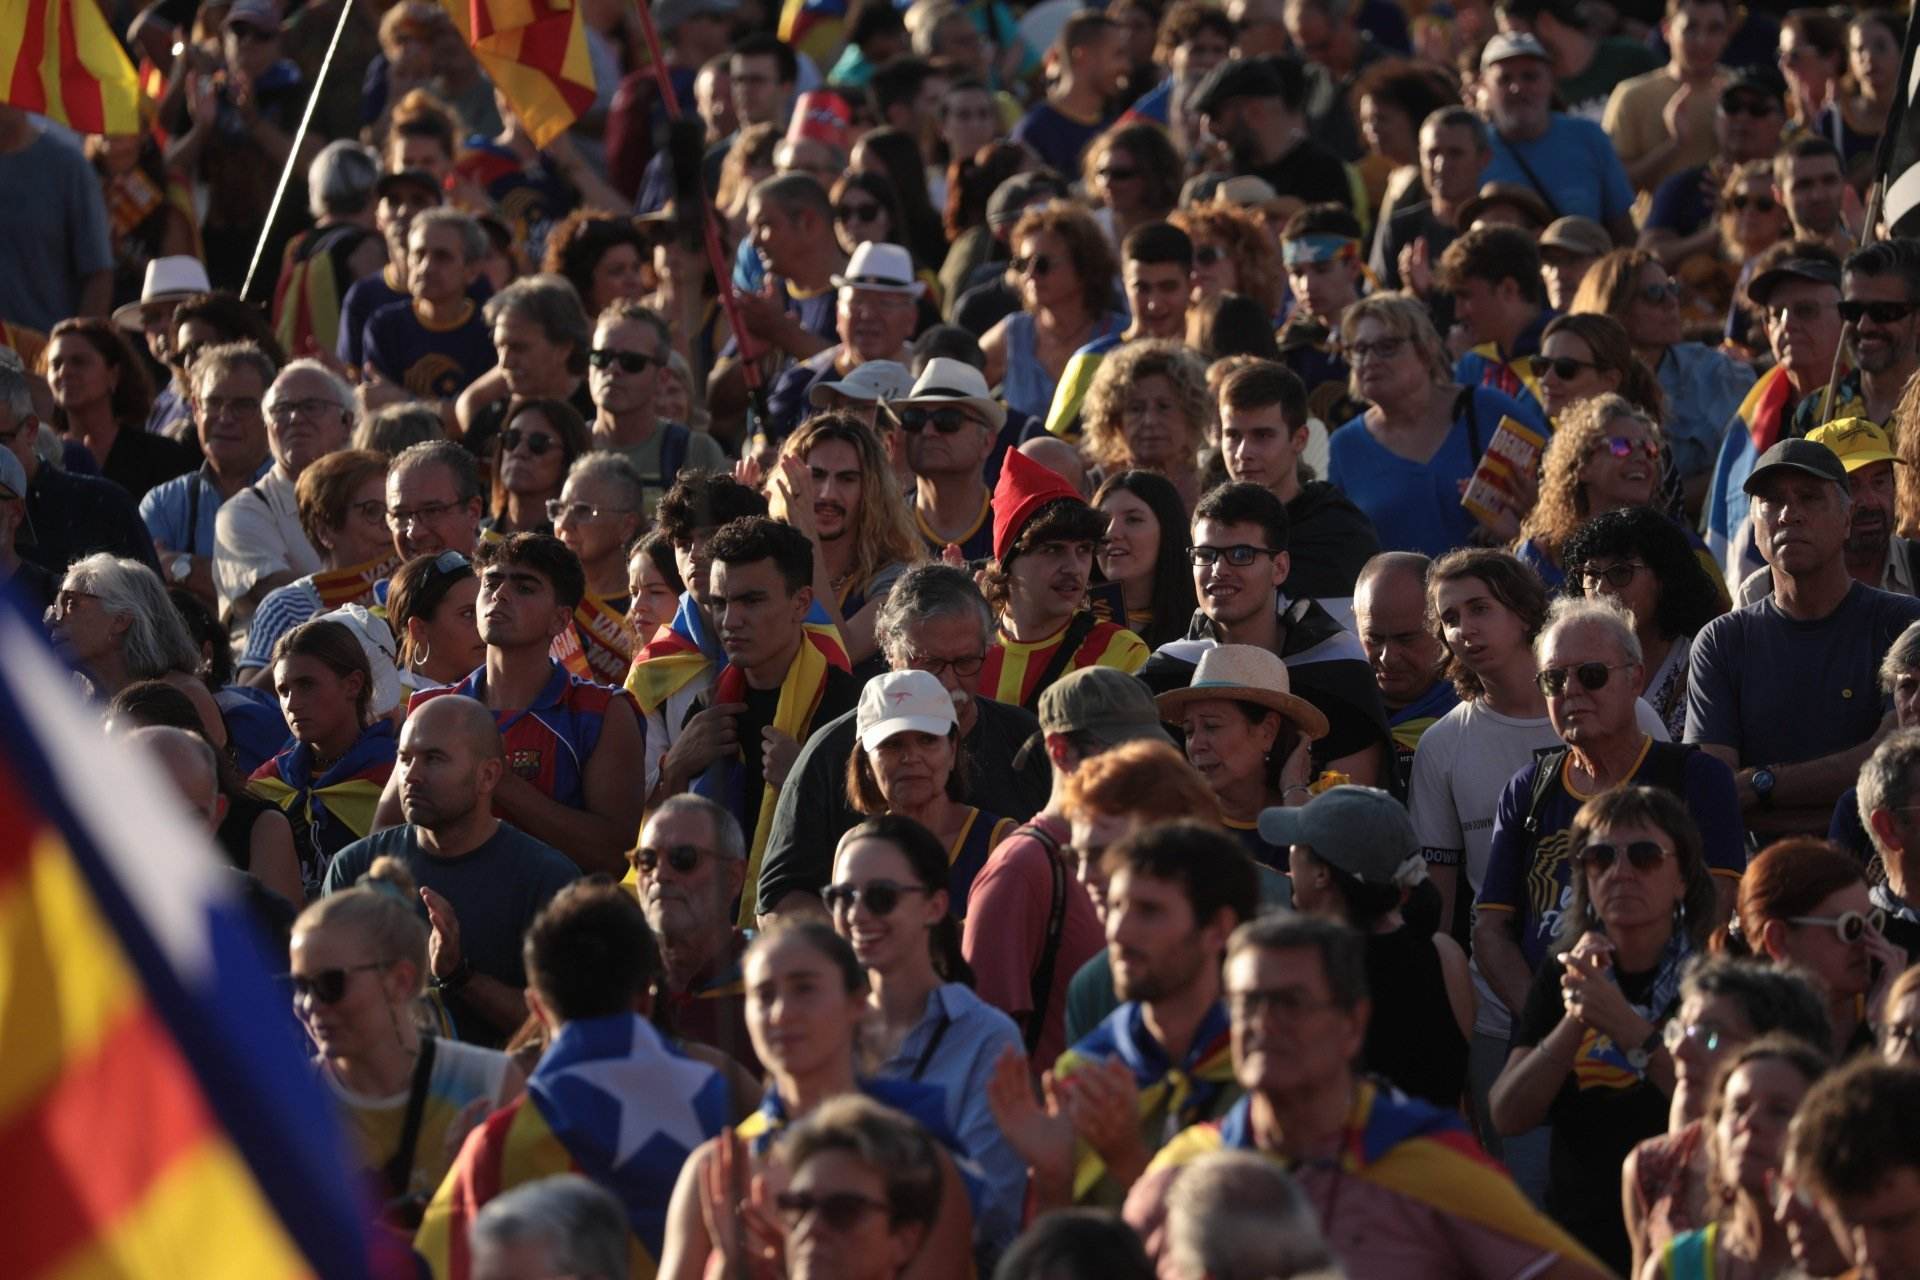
[0,0,142,134]
[439,0,596,148]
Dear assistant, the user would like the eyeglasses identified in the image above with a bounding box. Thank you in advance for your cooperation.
[51,588,99,618]
[501,428,558,456]
[1720,96,1778,118]
[289,962,384,1004]
[349,497,389,523]
[906,649,986,679]
[1664,1020,1738,1054]
[895,406,980,435]
[1194,245,1227,267]
[1637,280,1682,305]
[1529,354,1600,380]
[1786,908,1886,944]
[1600,434,1661,461]
[1577,561,1648,591]
[1010,253,1054,277]
[1727,193,1779,213]
[774,1189,893,1231]
[1839,299,1920,325]
[1226,987,1336,1022]
[388,499,465,530]
[588,348,660,373]
[820,879,927,916]
[547,499,635,524]
[1348,336,1407,363]
[1575,839,1672,874]
[836,201,884,225]
[634,843,712,875]
[1187,543,1275,567]
[1097,165,1140,182]
[199,394,263,420]
[266,396,345,426]
[1536,661,1633,697]
[1767,299,1833,326]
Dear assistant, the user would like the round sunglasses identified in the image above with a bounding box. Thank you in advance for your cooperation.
[1787,908,1887,944]
[820,879,928,916]
[501,427,559,455]
[1537,661,1633,697]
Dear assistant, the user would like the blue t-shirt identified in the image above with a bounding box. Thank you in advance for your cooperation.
[1686,583,1920,766]
[1646,163,1714,237]
[336,272,405,370]
[1010,101,1113,175]
[139,459,272,560]
[1327,384,1545,557]
[0,128,112,332]
[1480,115,1635,225]
[362,299,497,400]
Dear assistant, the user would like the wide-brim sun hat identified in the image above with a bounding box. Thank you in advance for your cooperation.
[1155,642,1330,740]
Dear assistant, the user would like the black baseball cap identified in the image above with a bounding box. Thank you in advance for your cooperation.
[375,169,444,203]
[1748,256,1842,306]
[1743,438,1848,495]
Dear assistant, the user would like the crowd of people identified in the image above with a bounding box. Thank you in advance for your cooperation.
[17,0,1920,1275]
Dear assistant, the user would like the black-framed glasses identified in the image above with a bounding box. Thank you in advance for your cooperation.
[1348,336,1407,363]
[1529,354,1601,380]
[820,879,927,916]
[501,428,557,456]
[1839,299,1920,326]
[774,1189,893,1230]
[1727,193,1779,213]
[289,962,385,1005]
[1576,561,1647,591]
[1637,280,1682,305]
[1536,661,1632,698]
[634,843,712,875]
[588,348,660,373]
[895,406,980,435]
[1010,253,1054,277]
[907,649,986,679]
[1575,839,1671,874]
[836,201,884,225]
[1786,908,1886,944]
[1187,543,1275,567]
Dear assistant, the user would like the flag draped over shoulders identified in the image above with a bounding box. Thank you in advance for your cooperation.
[437,0,596,147]
[0,0,142,134]
[0,598,369,1277]
[625,591,721,718]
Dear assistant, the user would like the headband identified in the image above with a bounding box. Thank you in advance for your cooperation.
[1282,234,1360,267]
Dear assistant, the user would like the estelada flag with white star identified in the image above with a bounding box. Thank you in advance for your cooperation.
[414,1011,730,1280]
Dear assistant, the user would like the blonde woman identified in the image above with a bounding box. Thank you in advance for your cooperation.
[1079,339,1211,512]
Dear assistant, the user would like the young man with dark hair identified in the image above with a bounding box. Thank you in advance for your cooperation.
[1789,237,1920,432]
[868,55,944,157]
[1217,360,1377,613]
[1773,135,1851,254]
[377,533,646,877]
[1440,223,1553,420]
[1602,0,1735,199]
[1046,222,1196,439]
[1785,1059,1920,1280]
[1122,0,1236,141]
[987,821,1261,1210]
[1140,481,1392,787]
[1373,105,1489,307]
[980,449,1150,711]
[1011,11,1131,173]
[1276,202,1367,406]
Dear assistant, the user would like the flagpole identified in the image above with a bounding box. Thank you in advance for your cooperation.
[239,0,357,304]
[1813,177,1885,427]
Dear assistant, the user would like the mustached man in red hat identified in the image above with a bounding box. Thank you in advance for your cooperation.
[977,447,1150,710]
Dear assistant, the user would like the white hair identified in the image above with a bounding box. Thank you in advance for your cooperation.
[1534,594,1643,667]
[469,1175,628,1280]
[307,140,380,219]
[63,554,200,679]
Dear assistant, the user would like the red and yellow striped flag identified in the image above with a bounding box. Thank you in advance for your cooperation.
[439,0,596,148]
[0,0,141,134]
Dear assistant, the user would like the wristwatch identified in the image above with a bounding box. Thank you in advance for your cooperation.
[1625,1027,1662,1071]
[168,553,193,582]
[1751,767,1777,810]
[432,957,473,994]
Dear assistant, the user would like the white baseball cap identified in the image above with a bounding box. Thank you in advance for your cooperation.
[857,669,958,753]
[809,360,915,407]
[319,604,403,718]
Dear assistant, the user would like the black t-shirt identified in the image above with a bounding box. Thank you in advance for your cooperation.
[1513,954,1675,1274]
[1285,481,1380,604]
[1363,925,1467,1110]
[1249,135,1355,210]
[731,664,862,846]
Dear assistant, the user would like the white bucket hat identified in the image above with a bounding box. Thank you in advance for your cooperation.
[831,242,925,297]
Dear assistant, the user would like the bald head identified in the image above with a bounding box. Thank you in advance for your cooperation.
[1018,436,1090,498]
[396,694,506,832]
[406,693,506,760]
[131,725,225,831]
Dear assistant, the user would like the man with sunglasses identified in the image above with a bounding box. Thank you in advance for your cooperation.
[761,243,925,447]
[630,794,759,1074]
[1477,599,1743,1031]
[1788,240,1920,438]
[587,303,724,519]
[1641,66,1786,260]
[889,357,1002,563]
[1692,438,1920,838]
[327,694,579,1045]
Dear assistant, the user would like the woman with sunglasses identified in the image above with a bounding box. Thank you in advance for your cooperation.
[851,128,951,289]
[387,550,485,693]
[845,670,1012,913]
[1079,341,1211,513]
[831,172,932,295]
[1723,838,1910,1059]
[626,531,686,647]
[1092,469,1198,649]
[1490,785,1719,1274]
[1653,1035,1835,1280]
[659,922,975,1280]
[1169,203,1285,323]
[1572,251,1756,509]
[1715,162,1794,358]
[1514,395,1665,588]
[1620,958,1832,1277]
[1562,507,1727,740]
[292,857,521,1228]
[482,397,590,538]
[981,201,1125,423]
[1082,123,1182,246]
[827,816,1025,1256]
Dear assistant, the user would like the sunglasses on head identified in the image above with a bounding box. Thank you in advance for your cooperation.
[1727,193,1779,214]
[1536,661,1629,697]
[1787,908,1886,944]
[289,962,383,1004]
[1601,434,1660,460]
[501,428,557,455]
[895,406,979,435]
[1011,253,1054,277]
[1186,543,1275,567]
[588,348,659,373]
[1529,354,1600,380]
[836,201,883,225]
[634,843,708,874]
[820,879,928,916]
[774,1189,892,1231]
[1839,299,1920,325]
[1637,280,1682,305]
[1575,839,1670,874]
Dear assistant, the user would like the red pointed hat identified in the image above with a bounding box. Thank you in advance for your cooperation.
[992,447,1085,564]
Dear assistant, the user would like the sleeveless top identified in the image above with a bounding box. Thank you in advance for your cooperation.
[1660,1222,1719,1280]
[946,807,1013,917]
[1362,925,1469,1109]
[999,310,1124,421]
[413,661,634,811]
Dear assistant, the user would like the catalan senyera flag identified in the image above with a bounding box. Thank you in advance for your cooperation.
[438,0,596,148]
[0,0,142,134]
[0,596,370,1277]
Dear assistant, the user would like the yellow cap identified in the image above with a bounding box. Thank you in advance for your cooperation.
[1806,418,1902,472]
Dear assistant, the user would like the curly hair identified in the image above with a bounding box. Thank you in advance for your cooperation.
[1426,548,1550,701]
[1892,364,1920,539]
[46,317,154,430]
[1171,203,1284,316]
[1080,339,1211,473]
[770,412,925,596]
[1561,506,1724,640]
[1009,199,1120,317]
[1082,122,1183,222]
[541,211,649,312]
[1538,313,1667,420]
[1517,393,1662,560]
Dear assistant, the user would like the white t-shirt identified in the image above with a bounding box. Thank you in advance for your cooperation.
[1408,695,1669,1037]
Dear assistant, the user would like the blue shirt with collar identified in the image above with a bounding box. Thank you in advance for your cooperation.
[139,457,273,561]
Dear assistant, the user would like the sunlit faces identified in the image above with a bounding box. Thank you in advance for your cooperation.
[829,834,944,974]
[866,729,957,811]
[1625,262,1685,351]
[289,921,404,1061]
[1538,619,1640,745]
[264,367,352,474]
[1180,696,1280,798]
[1536,330,1619,421]
[1486,55,1553,138]
[1095,487,1161,587]
[1219,401,1308,493]
[1419,119,1487,209]
[626,545,681,639]
[804,438,862,543]
[1067,809,1140,925]
[326,472,396,566]
[636,804,739,945]
[1105,866,1217,1003]
[1006,538,1096,630]
[1576,554,1660,635]
[1750,470,1850,578]
[1579,819,1685,934]
[1432,574,1529,677]
[1124,259,1191,339]
[1776,880,1878,1000]
[837,287,917,362]
[497,409,567,499]
[586,242,646,313]
[743,931,867,1081]
[1849,17,1901,100]
[1346,314,1427,406]
[1286,254,1361,324]
[1667,991,1756,1122]
[1819,1166,1920,1280]
[273,652,365,751]
[1845,459,1897,564]
[394,702,492,830]
[1117,373,1196,471]
[411,573,485,678]
[1843,270,1920,376]
[1668,0,1732,76]
[588,316,665,419]
[1190,515,1288,627]
[553,470,640,570]
[1763,280,1843,379]
[1713,1055,1812,1197]
[193,360,271,474]
[1781,153,1845,237]
[1354,567,1447,707]
[712,556,809,672]
[1012,228,1082,313]
[491,307,574,397]
[46,333,117,416]
[1578,414,1661,512]
[782,1148,920,1280]
[476,560,570,649]
[388,460,481,559]
[407,220,476,306]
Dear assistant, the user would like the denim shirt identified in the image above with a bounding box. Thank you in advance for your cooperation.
[1657,341,1756,483]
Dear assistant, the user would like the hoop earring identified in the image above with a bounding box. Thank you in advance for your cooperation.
[413,639,431,672]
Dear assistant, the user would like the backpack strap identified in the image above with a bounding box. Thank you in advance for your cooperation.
[1022,611,1099,712]
[1520,746,1571,839]
[1014,821,1068,1054]
[380,1034,438,1200]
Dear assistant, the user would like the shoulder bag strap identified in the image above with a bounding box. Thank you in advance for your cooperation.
[1018,821,1068,1053]
[1022,611,1099,712]
[1496,138,1563,221]
[380,1034,438,1199]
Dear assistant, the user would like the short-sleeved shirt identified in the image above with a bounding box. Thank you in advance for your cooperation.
[362,299,497,400]
[1010,101,1113,174]
[602,423,728,522]
[1603,67,1724,197]
[214,466,322,626]
[336,271,406,371]
[1685,582,1920,766]
[141,460,272,561]
[1558,38,1662,122]
[0,128,112,332]
[1481,115,1637,225]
